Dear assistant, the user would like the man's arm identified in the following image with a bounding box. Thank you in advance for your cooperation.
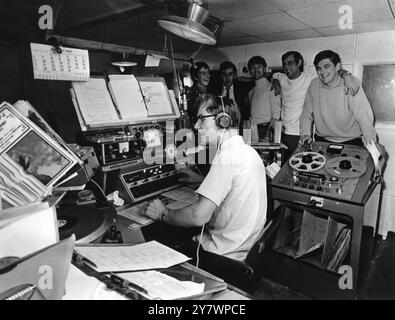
[270,73,282,96]
[270,90,281,123]
[348,87,377,145]
[145,195,216,227]
[299,84,314,144]
[338,69,360,96]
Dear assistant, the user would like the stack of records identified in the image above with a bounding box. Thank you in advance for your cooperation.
[0,101,80,208]
[321,226,351,273]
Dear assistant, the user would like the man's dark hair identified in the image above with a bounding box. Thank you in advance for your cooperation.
[190,61,210,80]
[282,51,304,72]
[313,50,341,68]
[195,93,240,129]
[219,61,237,74]
[247,56,267,71]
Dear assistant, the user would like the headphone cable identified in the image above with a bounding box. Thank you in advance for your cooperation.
[195,224,205,269]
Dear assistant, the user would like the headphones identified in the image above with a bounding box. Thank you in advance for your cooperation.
[215,96,232,129]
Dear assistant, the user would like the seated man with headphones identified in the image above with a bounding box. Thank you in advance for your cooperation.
[144,94,267,261]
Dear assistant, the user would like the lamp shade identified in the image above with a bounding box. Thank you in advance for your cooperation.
[157,3,216,45]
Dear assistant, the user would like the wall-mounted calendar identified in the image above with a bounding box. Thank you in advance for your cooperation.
[30,43,90,81]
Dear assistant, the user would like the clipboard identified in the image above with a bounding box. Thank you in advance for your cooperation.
[0,235,75,300]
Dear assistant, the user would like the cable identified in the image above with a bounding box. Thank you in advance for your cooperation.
[195,224,205,268]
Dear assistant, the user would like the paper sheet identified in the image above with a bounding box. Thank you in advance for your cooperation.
[117,202,153,226]
[161,187,199,210]
[366,141,381,169]
[118,270,204,300]
[74,241,190,273]
[108,75,147,119]
[145,55,161,67]
[72,78,119,125]
[139,81,173,116]
[64,265,127,300]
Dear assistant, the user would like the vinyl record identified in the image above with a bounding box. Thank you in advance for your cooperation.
[57,206,109,243]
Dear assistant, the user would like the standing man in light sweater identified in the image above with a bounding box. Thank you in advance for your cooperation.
[248,56,281,142]
[271,51,360,159]
[299,50,377,147]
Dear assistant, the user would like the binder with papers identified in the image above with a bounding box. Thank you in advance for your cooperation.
[70,75,180,131]
[73,241,227,300]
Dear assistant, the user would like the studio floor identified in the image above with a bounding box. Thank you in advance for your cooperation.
[251,232,395,300]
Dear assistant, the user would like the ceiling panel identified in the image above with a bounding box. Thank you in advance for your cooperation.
[266,0,343,11]
[317,19,395,36]
[262,29,324,42]
[220,27,251,40]
[225,12,310,36]
[59,0,145,29]
[219,36,268,47]
[287,0,393,28]
[209,0,280,21]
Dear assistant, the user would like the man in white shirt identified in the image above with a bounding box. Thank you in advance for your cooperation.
[271,51,360,160]
[144,94,267,261]
[248,56,281,142]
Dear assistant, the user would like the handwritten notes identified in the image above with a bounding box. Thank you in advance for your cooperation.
[139,81,173,116]
[74,241,190,273]
[72,78,119,126]
[118,271,204,300]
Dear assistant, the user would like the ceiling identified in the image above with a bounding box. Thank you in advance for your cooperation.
[1,0,395,55]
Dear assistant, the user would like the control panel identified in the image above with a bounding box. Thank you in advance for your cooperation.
[83,121,171,171]
[118,163,181,203]
[271,141,374,203]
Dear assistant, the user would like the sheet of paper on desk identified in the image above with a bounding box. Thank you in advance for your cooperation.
[161,187,199,210]
[117,203,153,226]
[74,241,190,272]
[119,271,205,300]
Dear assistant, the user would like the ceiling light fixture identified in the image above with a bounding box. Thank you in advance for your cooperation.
[111,53,137,73]
[157,0,217,45]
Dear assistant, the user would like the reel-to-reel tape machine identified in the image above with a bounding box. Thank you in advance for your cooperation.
[271,141,375,203]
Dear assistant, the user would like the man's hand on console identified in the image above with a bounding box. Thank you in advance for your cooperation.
[299,135,312,146]
[145,199,168,221]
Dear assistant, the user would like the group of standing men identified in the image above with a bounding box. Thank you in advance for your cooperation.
[186,49,375,161]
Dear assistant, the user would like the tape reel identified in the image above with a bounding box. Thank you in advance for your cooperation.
[325,156,367,179]
[289,151,326,172]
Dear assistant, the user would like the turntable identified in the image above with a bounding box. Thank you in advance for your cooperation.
[56,190,113,243]
[57,206,111,243]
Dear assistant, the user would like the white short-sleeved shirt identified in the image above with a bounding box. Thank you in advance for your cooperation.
[273,72,315,135]
[195,135,267,261]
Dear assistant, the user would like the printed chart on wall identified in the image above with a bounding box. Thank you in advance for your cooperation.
[30,43,90,81]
